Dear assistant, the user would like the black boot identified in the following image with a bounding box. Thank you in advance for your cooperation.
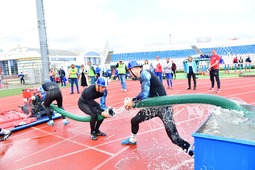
[90,131,97,140]
[96,130,106,136]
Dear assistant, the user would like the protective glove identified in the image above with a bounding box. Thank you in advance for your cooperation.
[124,97,134,110]
[124,97,131,106]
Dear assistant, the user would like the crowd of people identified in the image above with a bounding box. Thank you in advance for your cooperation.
[199,53,252,75]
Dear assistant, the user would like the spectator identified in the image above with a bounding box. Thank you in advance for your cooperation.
[171,61,177,79]
[220,56,229,74]
[200,53,205,59]
[208,50,221,93]
[95,65,101,80]
[233,56,238,74]
[153,56,163,82]
[143,60,152,70]
[163,58,173,89]
[49,68,56,82]
[104,69,112,79]
[116,60,127,91]
[185,56,197,90]
[18,72,25,84]
[80,64,88,89]
[245,56,252,72]
[87,61,96,85]
[68,64,80,94]
[58,67,66,86]
[112,68,118,80]
[238,57,244,73]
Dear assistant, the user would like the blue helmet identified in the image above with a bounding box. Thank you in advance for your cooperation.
[96,77,108,87]
[127,61,141,70]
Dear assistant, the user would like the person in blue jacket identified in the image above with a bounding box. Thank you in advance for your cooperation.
[185,56,197,90]
[95,65,101,80]
[18,72,25,84]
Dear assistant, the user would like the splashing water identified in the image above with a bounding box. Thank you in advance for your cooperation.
[112,106,126,115]
[198,106,255,141]
[114,99,254,169]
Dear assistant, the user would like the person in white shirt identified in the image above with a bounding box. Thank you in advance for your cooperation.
[163,58,173,89]
[143,60,152,70]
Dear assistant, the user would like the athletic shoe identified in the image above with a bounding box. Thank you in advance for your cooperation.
[63,119,69,125]
[96,130,106,136]
[124,89,127,92]
[186,87,191,90]
[47,120,54,126]
[121,89,124,91]
[216,89,221,93]
[194,87,196,90]
[121,138,137,145]
[0,129,12,141]
[90,132,97,141]
[208,87,214,92]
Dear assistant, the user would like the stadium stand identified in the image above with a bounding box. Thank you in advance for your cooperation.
[110,39,255,71]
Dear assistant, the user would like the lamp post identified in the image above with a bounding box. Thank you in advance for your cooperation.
[169,34,171,45]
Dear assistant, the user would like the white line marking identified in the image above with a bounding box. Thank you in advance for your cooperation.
[92,146,130,170]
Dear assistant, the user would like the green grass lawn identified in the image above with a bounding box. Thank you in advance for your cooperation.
[0,84,70,98]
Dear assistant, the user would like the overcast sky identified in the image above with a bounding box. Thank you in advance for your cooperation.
[0,0,255,53]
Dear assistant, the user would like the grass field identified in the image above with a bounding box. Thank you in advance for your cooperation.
[0,84,71,98]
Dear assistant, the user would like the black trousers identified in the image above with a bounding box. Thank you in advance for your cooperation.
[131,106,191,151]
[210,69,220,89]
[43,89,65,120]
[78,100,104,134]
[20,78,25,84]
[187,72,196,88]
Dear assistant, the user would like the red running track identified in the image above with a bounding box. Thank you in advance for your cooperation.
[0,77,254,170]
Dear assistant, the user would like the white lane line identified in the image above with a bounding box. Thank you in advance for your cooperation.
[17,109,205,169]
[91,146,130,170]
[15,127,115,163]
[18,146,108,170]
[226,90,255,97]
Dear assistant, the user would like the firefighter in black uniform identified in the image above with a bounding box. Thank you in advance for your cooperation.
[122,61,194,157]
[78,77,113,141]
[40,80,69,126]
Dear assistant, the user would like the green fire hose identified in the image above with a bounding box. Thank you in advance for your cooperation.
[134,94,254,118]
[50,94,254,122]
[50,104,105,122]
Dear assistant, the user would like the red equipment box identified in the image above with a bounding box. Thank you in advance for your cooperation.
[22,88,34,99]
